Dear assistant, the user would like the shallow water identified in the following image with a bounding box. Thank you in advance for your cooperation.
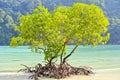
[0,45,120,80]
[0,45,120,72]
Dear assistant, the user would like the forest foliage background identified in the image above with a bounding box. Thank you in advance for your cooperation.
[0,0,120,45]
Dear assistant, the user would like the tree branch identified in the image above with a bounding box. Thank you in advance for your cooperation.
[60,42,66,64]
[63,44,79,64]
[38,47,46,52]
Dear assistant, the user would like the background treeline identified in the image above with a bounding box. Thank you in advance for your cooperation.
[0,0,120,45]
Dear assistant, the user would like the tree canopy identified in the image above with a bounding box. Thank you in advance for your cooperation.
[10,3,110,64]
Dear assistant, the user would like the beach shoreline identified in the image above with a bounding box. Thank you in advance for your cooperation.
[0,68,120,80]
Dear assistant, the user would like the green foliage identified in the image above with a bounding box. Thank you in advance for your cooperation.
[10,3,110,62]
[10,37,25,47]
[0,0,42,45]
[0,0,119,45]
[69,3,110,46]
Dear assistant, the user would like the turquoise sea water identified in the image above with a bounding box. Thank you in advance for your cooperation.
[0,45,120,72]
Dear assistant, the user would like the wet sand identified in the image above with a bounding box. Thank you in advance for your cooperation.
[0,69,120,80]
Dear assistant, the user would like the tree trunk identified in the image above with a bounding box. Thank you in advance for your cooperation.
[60,43,66,64]
[48,56,55,66]
[63,44,79,64]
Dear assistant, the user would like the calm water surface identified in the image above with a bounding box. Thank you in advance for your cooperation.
[0,45,120,72]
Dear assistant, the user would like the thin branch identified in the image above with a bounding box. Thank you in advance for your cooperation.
[60,42,66,64]
[37,47,46,52]
[63,44,79,64]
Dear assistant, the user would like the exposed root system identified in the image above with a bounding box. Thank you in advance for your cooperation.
[19,63,93,80]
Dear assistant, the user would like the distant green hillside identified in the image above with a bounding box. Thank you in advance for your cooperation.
[0,0,120,45]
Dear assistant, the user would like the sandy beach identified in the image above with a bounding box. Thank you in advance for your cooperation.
[59,69,120,80]
[0,68,120,80]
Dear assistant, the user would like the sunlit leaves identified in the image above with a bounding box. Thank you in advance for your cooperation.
[10,37,25,47]
[68,3,110,46]
[10,3,110,61]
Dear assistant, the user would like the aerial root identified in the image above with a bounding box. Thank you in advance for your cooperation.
[19,63,93,79]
